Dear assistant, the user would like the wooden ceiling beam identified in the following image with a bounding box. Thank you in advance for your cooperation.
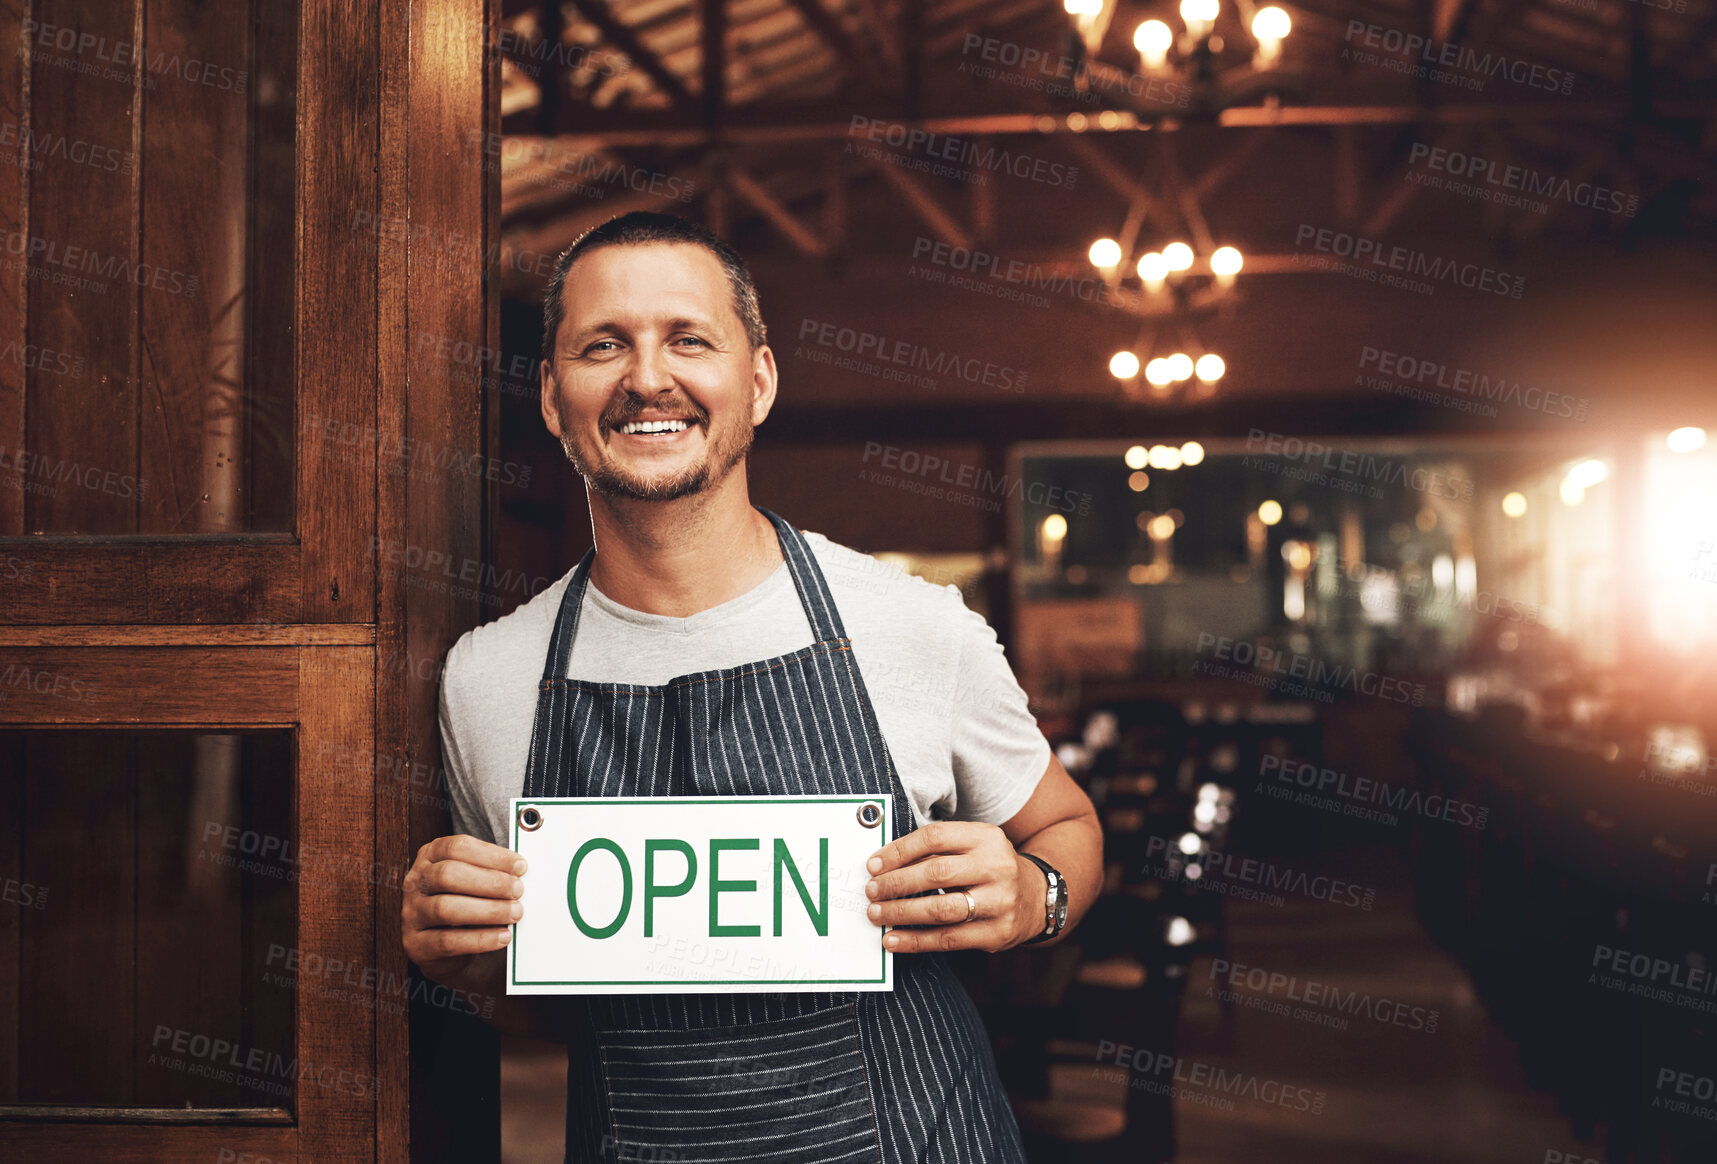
[566,0,697,111]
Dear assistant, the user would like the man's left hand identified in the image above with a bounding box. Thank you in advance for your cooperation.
[864,821,1043,953]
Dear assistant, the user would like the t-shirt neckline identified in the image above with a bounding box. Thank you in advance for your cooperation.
[582,560,793,634]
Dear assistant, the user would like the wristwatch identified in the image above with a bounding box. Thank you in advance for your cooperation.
[1018,852,1069,945]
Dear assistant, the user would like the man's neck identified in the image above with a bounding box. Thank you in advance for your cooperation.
[584,476,783,618]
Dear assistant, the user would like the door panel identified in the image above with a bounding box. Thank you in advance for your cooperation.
[0,646,375,1158]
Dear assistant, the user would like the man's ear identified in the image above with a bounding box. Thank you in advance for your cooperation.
[540,360,563,439]
[750,344,778,428]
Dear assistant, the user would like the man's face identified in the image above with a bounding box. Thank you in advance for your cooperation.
[540,242,775,503]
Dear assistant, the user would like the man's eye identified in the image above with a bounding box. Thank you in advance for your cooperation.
[673,336,707,348]
[583,340,618,355]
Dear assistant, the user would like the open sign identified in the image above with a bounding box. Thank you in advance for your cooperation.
[507,796,893,994]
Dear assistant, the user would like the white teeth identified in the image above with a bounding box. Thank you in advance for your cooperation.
[619,419,691,435]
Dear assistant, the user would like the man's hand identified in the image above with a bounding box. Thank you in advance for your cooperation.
[863,821,1043,954]
[401,835,526,984]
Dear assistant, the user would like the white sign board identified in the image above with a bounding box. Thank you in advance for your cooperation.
[507,796,893,995]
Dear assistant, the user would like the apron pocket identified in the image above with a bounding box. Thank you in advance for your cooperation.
[597,1004,885,1164]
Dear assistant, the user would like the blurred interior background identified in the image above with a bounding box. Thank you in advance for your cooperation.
[482,0,1717,1161]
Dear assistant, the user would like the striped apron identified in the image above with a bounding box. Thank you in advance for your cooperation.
[523,507,1028,1164]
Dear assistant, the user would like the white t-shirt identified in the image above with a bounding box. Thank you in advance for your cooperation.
[438,530,1050,848]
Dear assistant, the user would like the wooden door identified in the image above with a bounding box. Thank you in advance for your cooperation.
[0,0,497,1158]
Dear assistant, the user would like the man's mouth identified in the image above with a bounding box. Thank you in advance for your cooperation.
[615,418,694,435]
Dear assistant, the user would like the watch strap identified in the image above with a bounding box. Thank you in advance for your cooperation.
[1018,852,1066,945]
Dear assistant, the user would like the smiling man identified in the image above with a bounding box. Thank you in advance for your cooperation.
[402,211,1102,1163]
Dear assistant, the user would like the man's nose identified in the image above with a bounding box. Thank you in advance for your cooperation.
[629,344,676,393]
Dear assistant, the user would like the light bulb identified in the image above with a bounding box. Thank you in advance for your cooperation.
[1110,351,1141,379]
[1088,238,1122,269]
[1166,352,1194,381]
[1258,499,1283,526]
[1502,491,1527,517]
[1195,354,1225,381]
[1134,19,1173,67]
[1125,445,1149,470]
[1180,440,1205,465]
[1668,426,1707,453]
[1137,251,1169,289]
[1210,246,1244,277]
[1145,358,1173,387]
[1163,241,1194,272]
[1253,6,1291,40]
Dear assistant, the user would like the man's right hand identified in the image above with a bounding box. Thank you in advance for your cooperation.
[401,834,527,985]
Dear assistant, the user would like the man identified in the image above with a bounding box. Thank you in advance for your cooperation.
[402,211,1102,1162]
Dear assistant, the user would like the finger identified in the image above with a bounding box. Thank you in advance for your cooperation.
[415,859,524,901]
[420,893,525,928]
[882,922,1006,954]
[865,821,984,877]
[414,925,513,961]
[867,888,980,928]
[866,853,984,902]
[418,834,527,876]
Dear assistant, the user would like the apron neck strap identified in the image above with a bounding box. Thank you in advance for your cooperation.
[537,506,846,683]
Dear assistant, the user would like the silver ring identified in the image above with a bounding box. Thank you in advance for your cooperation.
[518,805,543,832]
[960,889,977,924]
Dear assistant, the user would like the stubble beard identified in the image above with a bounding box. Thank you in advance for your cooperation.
[560,417,754,502]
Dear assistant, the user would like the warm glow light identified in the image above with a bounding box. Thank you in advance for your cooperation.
[1145,358,1173,386]
[1195,354,1225,382]
[1252,6,1291,39]
[1137,251,1169,288]
[1258,499,1283,526]
[1180,441,1205,465]
[1432,553,1455,590]
[1559,477,1585,507]
[1282,540,1312,571]
[1064,0,1102,15]
[1502,491,1528,517]
[1110,351,1141,379]
[1125,444,1149,470]
[1569,458,1609,489]
[1162,242,1195,271]
[1042,514,1068,541]
[1668,426,1708,453]
[1166,352,1194,381]
[1088,238,1122,269]
[1129,470,1151,492]
[1134,19,1173,67]
[1180,0,1219,33]
[1210,246,1244,276]
[1149,514,1177,539]
[1148,444,1183,470]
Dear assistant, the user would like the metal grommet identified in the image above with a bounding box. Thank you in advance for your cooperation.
[519,805,543,832]
[857,802,883,829]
